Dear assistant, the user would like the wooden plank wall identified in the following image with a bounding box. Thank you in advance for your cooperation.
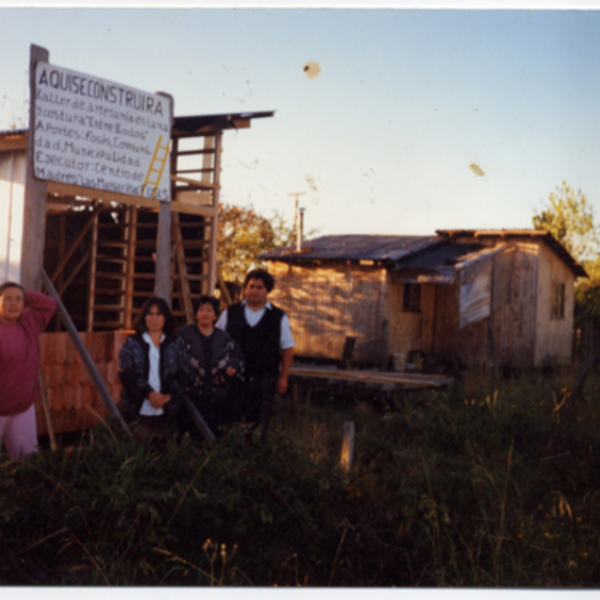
[385,270,431,357]
[267,261,387,363]
[490,242,539,368]
[433,283,459,362]
[534,242,576,366]
[36,331,129,435]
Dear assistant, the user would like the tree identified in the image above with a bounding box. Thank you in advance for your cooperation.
[534,184,600,373]
[533,181,598,263]
[217,203,296,285]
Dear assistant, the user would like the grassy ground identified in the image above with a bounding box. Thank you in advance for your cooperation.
[1,365,600,586]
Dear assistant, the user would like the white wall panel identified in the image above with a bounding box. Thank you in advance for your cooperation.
[0,150,26,283]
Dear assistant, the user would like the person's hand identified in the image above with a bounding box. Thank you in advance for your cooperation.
[276,375,288,395]
[148,391,170,408]
[225,366,236,376]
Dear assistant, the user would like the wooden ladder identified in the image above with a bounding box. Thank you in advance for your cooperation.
[170,132,222,321]
[86,206,159,331]
[141,135,170,199]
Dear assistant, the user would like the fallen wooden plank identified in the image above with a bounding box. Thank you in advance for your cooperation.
[289,366,452,388]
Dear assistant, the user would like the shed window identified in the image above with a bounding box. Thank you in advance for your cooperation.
[551,283,565,320]
[403,283,421,313]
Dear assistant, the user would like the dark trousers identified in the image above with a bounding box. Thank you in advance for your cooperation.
[178,395,231,442]
[241,373,277,442]
[133,414,176,449]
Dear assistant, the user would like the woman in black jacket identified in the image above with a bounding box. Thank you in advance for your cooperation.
[118,296,189,441]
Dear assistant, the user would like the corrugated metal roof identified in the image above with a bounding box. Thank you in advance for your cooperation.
[395,241,484,269]
[0,128,27,137]
[259,235,443,262]
[173,111,275,135]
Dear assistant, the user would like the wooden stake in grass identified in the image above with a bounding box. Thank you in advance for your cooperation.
[340,421,355,472]
[39,369,57,451]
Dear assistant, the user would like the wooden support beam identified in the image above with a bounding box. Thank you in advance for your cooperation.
[0,131,28,152]
[46,181,217,217]
[289,366,453,388]
[173,212,195,323]
[86,208,99,332]
[21,44,49,291]
[207,133,222,295]
[154,92,174,303]
[181,395,215,442]
[217,267,232,305]
[172,173,217,190]
[50,207,98,284]
[46,181,162,211]
[58,248,91,297]
[123,206,138,329]
[155,201,171,302]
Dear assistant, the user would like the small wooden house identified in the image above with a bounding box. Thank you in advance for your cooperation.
[260,230,587,370]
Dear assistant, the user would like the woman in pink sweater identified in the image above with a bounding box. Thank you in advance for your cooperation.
[0,281,57,459]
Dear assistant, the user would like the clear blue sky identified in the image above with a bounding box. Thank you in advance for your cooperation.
[2,5,600,238]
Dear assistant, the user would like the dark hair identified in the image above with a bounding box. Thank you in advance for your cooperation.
[192,295,220,317]
[134,296,175,335]
[243,268,274,293]
[0,281,26,298]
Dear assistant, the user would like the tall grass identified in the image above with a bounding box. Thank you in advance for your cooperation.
[1,366,600,586]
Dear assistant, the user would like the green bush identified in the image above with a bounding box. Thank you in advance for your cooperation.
[2,368,600,586]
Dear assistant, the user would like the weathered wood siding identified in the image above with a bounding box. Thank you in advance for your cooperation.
[433,283,459,361]
[490,242,539,368]
[267,261,387,363]
[534,241,576,366]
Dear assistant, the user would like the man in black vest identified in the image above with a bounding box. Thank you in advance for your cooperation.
[216,268,294,442]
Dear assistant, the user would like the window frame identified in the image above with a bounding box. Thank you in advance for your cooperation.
[403,283,421,313]
[550,282,565,320]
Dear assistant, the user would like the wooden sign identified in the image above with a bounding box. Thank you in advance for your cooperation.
[32,62,172,201]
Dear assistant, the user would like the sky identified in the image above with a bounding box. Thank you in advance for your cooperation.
[2,4,600,239]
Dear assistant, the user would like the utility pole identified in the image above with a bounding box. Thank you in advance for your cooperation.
[288,192,307,231]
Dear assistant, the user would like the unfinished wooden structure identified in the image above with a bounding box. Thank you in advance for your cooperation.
[1,111,272,331]
[260,231,587,370]
[1,110,273,434]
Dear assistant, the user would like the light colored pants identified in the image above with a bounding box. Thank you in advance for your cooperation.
[0,404,38,459]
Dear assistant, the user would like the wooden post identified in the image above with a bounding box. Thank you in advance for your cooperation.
[21,44,49,291]
[340,421,355,472]
[155,201,171,301]
[181,395,215,442]
[124,206,138,329]
[206,133,222,295]
[38,370,57,451]
[154,92,175,302]
[86,207,99,332]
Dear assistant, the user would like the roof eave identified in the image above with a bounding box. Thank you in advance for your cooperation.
[437,229,588,279]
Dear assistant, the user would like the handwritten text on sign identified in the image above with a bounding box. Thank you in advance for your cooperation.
[33,63,172,201]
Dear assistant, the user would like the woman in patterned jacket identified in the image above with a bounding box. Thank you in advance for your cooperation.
[177,295,243,439]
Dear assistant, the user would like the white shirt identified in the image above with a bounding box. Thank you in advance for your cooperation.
[138,332,165,416]
[215,300,295,350]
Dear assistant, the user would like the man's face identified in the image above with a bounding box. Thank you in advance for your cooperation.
[244,278,269,308]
